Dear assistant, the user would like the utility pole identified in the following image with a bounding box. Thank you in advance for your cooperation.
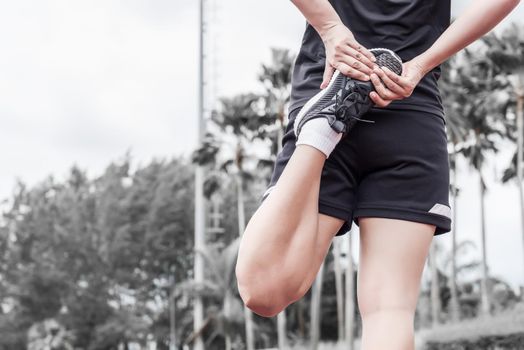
[193,0,207,349]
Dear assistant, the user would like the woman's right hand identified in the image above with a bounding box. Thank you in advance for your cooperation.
[319,23,376,89]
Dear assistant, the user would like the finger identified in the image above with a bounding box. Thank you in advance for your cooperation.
[382,66,415,96]
[335,53,373,76]
[370,73,396,100]
[347,40,376,63]
[373,67,405,96]
[335,62,371,81]
[338,45,375,70]
[369,91,391,108]
[321,62,335,89]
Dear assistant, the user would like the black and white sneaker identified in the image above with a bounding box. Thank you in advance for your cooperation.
[293,48,403,138]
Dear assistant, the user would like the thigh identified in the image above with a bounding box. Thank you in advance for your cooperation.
[263,107,360,237]
[357,217,434,314]
[297,213,345,296]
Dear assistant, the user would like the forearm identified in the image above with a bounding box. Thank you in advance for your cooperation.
[415,0,520,74]
[290,0,342,39]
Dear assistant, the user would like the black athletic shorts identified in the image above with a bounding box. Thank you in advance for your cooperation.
[262,106,452,236]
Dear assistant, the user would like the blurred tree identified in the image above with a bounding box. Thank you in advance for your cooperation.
[450,47,508,315]
[257,49,294,349]
[440,55,471,322]
[178,239,244,350]
[485,24,524,290]
[0,157,197,349]
[193,93,273,350]
[257,48,294,171]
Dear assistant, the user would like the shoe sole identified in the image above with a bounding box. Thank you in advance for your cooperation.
[293,70,344,136]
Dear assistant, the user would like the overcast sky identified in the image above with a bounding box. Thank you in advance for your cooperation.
[0,0,523,290]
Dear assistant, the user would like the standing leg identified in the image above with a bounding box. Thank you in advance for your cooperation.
[357,217,435,350]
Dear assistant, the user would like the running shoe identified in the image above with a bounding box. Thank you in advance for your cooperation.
[293,48,403,138]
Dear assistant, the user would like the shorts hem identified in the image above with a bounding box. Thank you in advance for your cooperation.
[318,200,353,237]
[353,206,451,235]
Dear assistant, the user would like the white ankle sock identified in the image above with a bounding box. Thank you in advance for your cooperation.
[295,118,342,158]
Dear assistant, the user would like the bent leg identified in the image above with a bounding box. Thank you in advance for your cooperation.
[357,217,435,350]
[236,145,344,317]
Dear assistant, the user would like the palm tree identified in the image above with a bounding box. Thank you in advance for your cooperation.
[193,93,271,350]
[258,48,294,349]
[453,48,508,315]
[258,48,294,164]
[484,25,524,293]
[438,238,482,320]
[179,239,244,350]
[440,56,471,322]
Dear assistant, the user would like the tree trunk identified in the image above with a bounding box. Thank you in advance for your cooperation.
[333,238,344,341]
[236,174,255,350]
[224,290,233,350]
[277,310,287,349]
[429,242,441,327]
[449,149,460,322]
[297,299,306,339]
[479,173,491,315]
[516,78,524,301]
[345,233,355,349]
[169,273,177,350]
[310,262,325,350]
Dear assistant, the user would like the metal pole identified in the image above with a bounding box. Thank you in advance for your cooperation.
[193,0,206,349]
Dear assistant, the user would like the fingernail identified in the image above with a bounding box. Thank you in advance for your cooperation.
[373,65,379,70]
[382,66,389,71]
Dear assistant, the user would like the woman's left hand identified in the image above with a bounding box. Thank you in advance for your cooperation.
[368,59,427,107]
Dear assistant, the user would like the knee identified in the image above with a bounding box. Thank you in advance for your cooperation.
[236,264,305,318]
[237,283,285,318]
[357,283,417,319]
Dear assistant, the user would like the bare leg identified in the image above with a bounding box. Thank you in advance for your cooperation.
[357,217,434,350]
[236,145,344,317]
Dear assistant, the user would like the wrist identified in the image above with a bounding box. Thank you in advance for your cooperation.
[316,20,344,41]
[412,52,438,76]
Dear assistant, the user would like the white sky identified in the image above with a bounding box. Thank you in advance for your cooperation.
[0,0,524,290]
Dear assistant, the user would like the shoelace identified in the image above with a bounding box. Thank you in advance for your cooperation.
[334,81,375,127]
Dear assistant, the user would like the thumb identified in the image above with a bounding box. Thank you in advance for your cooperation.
[321,61,335,89]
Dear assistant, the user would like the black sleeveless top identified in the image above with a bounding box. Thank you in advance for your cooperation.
[289,0,451,119]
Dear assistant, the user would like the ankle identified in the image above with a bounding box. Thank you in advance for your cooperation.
[295,118,342,158]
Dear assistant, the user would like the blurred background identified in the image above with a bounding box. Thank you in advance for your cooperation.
[1,0,524,349]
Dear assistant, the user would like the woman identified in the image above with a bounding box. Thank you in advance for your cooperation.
[236,0,520,349]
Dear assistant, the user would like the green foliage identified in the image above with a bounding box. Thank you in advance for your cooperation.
[0,157,196,349]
